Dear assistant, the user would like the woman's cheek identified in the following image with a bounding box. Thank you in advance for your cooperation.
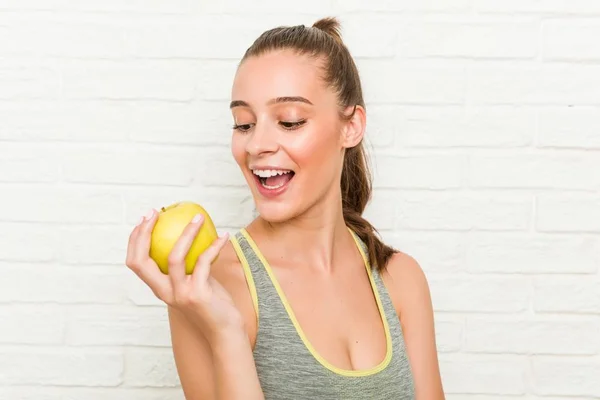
[285,126,338,168]
[230,135,247,166]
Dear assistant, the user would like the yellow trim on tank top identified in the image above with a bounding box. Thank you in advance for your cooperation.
[239,227,394,378]
[229,235,260,321]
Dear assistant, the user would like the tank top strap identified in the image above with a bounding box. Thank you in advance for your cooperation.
[229,229,283,323]
[347,230,404,345]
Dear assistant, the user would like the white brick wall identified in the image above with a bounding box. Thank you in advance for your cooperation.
[1,0,598,398]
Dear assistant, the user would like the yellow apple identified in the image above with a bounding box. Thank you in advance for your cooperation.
[149,201,218,274]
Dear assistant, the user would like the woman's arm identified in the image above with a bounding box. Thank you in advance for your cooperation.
[126,212,262,400]
[383,252,445,399]
[169,307,217,399]
[169,307,263,400]
[168,241,261,400]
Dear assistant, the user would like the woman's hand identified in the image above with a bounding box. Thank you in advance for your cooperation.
[125,209,245,343]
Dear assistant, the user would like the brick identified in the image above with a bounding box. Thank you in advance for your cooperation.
[475,0,600,14]
[0,144,59,182]
[536,194,600,233]
[0,305,65,344]
[534,276,600,314]
[0,65,60,100]
[396,22,538,59]
[333,0,470,12]
[0,101,132,142]
[124,348,180,387]
[127,21,263,60]
[197,191,261,228]
[59,225,130,265]
[0,185,123,224]
[0,0,147,12]
[395,193,532,231]
[538,107,600,149]
[0,264,128,304]
[363,193,397,231]
[0,387,183,400]
[465,316,600,355]
[544,21,600,61]
[434,317,464,353]
[0,223,60,262]
[439,354,527,395]
[66,305,171,347]
[191,150,248,188]
[195,60,239,101]
[381,231,465,273]
[128,101,232,147]
[358,60,466,104]
[466,233,599,274]
[127,271,166,307]
[364,105,400,148]
[0,346,123,386]
[60,60,197,101]
[429,275,530,313]
[446,396,519,400]
[373,154,464,189]
[394,106,535,148]
[195,0,332,14]
[532,356,600,396]
[122,186,255,228]
[62,147,195,186]
[467,65,600,105]
[337,15,397,58]
[0,21,126,58]
[468,154,600,190]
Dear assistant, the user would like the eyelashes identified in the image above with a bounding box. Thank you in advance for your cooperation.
[279,120,306,130]
[232,123,253,132]
[232,119,307,133]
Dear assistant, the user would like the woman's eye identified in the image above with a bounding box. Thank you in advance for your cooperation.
[232,123,254,132]
[280,120,306,130]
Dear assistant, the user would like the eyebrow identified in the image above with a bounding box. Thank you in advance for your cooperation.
[229,96,313,109]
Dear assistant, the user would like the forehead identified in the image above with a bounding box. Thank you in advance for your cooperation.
[231,50,329,104]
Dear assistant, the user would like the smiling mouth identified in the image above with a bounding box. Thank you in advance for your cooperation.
[252,169,295,190]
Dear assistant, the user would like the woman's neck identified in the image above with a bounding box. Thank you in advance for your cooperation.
[250,197,354,274]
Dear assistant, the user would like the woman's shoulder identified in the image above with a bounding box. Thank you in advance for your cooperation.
[380,251,445,396]
[380,251,433,320]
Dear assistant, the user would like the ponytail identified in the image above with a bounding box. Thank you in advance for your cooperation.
[341,139,396,271]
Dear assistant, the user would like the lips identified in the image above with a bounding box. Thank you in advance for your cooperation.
[251,169,295,198]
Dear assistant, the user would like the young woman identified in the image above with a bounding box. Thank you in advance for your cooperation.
[126,17,445,400]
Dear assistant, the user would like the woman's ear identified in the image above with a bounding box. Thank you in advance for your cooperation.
[341,105,366,149]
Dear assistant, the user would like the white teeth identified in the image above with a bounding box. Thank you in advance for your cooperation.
[252,169,292,178]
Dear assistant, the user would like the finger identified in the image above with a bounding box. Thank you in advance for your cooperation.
[125,215,144,266]
[167,213,205,286]
[130,209,173,302]
[135,209,158,259]
[193,232,230,284]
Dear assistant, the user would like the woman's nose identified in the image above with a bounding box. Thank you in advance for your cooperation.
[245,122,278,156]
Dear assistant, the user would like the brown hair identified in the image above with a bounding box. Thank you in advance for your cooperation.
[240,17,397,271]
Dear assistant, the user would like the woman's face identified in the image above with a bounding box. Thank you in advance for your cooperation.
[230,49,355,223]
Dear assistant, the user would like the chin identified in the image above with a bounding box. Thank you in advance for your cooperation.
[254,201,298,224]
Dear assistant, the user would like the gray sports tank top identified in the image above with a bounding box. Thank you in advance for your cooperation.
[230,228,415,399]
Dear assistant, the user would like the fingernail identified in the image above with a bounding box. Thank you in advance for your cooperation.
[192,214,203,223]
[144,209,154,220]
